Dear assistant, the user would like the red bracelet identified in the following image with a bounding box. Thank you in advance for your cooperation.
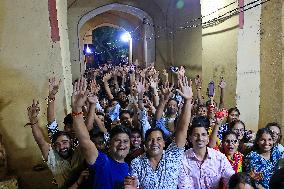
[72,111,83,117]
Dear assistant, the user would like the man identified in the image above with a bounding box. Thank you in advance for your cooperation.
[178,116,235,189]
[126,76,193,189]
[266,122,284,153]
[119,110,134,129]
[46,77,75,141]
[71,77,131,189]
[155,97,179,138]
[27,100,84,188]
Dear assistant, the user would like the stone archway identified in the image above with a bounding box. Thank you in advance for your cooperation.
[77,3,155,70]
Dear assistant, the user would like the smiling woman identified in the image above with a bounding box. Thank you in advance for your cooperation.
[244,128,282,189]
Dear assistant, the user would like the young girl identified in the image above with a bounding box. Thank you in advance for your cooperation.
[244,128,282,188]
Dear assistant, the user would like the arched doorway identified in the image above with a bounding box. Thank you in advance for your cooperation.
[77,3,155,73]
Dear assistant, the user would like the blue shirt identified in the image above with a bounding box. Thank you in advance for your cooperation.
[89,151,129,189]
[156,116,176,138]
[245,147,282,188]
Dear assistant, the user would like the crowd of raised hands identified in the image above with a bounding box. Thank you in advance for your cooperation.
[26,61,284,189]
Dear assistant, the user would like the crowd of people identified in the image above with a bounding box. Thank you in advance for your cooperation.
[25,62,284,189]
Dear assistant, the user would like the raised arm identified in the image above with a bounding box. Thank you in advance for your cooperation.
[208,117,223,148]
[155,81,173,120]
[47,77,61,124]
[72,77,98,165]
[103,73,114,100]
[218,77,226,109]
[175,76,193,147]
[149,76,159,108]
[85,93,107,133]
[194,75,204,105]
[27,100,49,160]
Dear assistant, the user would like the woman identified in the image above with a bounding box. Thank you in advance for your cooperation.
[218,107,241,141]
[221,131,244,173]
[231,120,254,155]
[244,128,282,189]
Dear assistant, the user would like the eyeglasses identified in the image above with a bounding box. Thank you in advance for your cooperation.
[224,139,238,144]
[270,130,281,136]
[232,128,244,132]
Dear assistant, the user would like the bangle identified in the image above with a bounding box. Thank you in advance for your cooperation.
[72,111,83,117]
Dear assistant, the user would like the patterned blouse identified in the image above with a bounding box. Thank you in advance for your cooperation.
[244,147,282,188]
[130,143,184,189]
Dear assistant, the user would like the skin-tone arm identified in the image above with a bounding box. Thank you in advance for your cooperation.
[47,77,61,124]
[162,69,169,83]
[149,77,159,108]
[194,75,203,105]
[136,77,145,110]
[218,77,226,109]
[72,77,98,165]
[103,73,114,100]
[84,93,107,133]
[27,100,50,160]
[175,76,193,147]
[113,70,120,92]
[155,81,173,120]
[208,117,223,148]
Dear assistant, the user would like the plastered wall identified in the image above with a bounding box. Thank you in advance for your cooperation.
[201,0,239,109]
[171,0,202,79]
[236,0,261,132]
[259,0,283,128]
[0,0,71,188]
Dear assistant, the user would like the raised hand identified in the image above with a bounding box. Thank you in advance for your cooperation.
[87,92,98,104]
[27,100,40,123]
[72,77,88,112]
[90,79,100,95]
[139,68,147,78]
[124,176,138,189]
[48,77,61,98]
[194,75,202,89]
[176,76,193,100]
[102,72,112,83]
[161,81,174,101]
[218,77,226,89]
[149,76,159,90]
[136,77,145,94]
[178,66,185,77]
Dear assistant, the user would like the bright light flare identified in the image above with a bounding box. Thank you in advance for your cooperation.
[120,32,131,42]
[86,45,92,54]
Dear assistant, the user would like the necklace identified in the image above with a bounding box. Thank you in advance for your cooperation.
[227,151,243,173]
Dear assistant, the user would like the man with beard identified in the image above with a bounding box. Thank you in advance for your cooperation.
[125,76,192,189]
[72,77,131,189]
[26,100,85,188]
[155,81,179,138]
[178,116,234,189]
